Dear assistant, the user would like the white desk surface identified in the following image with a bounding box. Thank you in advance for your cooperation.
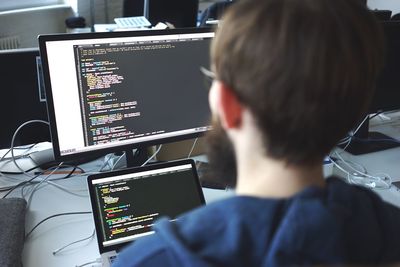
[2,113,400,267]
[1,159,233,267]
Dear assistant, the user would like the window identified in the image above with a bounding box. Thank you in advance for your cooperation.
[0,0,63,12]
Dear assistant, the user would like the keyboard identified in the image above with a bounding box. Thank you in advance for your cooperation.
[114,16,152,28]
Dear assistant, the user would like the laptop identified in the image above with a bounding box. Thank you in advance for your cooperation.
[87,159,205,266]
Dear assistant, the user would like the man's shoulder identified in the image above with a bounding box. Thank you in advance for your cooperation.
[113,197,285,267]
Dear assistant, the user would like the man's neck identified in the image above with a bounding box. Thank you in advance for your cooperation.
[235,156,325,199]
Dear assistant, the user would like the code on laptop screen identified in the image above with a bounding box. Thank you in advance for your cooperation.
[91,163,203,247]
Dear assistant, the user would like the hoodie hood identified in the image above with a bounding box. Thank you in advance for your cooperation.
[151,177,400,267]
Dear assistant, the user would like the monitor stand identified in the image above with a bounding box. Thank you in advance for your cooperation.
[125,146,150,168]
[339,118,400,155]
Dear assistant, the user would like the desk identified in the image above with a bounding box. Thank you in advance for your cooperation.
[3,116,400,266]
[1,159,233,267]
[331,111,400,208]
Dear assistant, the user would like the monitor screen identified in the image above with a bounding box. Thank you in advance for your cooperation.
[340,21,400,155]
[39,28,214,162]
[146,0,199,28]
[0,48,50,148]
[369,21,400,113]
[123,0,199,28]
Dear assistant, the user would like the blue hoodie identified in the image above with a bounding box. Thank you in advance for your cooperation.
[112,177,400,266]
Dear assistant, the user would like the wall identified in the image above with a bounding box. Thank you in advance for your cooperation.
[368,0,400,16]
[0,0,62,12]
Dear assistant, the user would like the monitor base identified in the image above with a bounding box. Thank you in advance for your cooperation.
[339,132,400,155]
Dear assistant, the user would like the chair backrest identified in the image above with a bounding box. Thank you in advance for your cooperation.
[199,0,235,27]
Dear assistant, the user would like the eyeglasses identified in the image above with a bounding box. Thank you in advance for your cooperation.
[199,66,216,91]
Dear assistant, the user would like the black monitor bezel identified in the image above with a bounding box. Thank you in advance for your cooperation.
[86,158,205,254]
[38,27,214,162]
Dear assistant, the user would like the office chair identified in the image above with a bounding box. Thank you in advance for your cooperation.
[199,0,235,27]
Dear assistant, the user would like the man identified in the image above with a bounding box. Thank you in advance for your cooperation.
[113,0,400,266]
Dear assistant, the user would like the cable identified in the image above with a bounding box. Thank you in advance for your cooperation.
[327,155,352,184]
[53,229,95,255]
[25,211,92,240]
[2,172,42,198]
[337,114,377,152]
[187,138,198,158]
[75,258,102,267]
[349,114,370,138]
[331,151,392,189]
[141,145,163,166]
[10,120,50,177]
[111,152,126,171]
[25,162,64,208]
[0,144,40,176]
[18,165,81,199]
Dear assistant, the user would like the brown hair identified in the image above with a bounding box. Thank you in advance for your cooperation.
[211,0,384,165]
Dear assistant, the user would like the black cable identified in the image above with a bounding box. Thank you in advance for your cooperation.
[2,165,83,197]
[25,211,92,240]
[0,164,41,175]
[2,173,42,198]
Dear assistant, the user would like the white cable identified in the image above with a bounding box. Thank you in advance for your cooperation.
[75,258,102,267]
[337,137,351,146]
[0,144,39,177]
[333,151,384,180]
[350,114,370,137]
[337,114,371,152]
[332,152,368,175]
[98,154,114,172]
[327,156,352,184]
[141,145,163,167]
[332,151,391,189]
[26,162,64,208]
[53,229,95,255]
[111,152,126,171]
[187,138,198,158]
[10,120,50,177]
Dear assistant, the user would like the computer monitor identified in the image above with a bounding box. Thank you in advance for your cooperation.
[145,0,199,28]
[0,48,50,149]
[372,10,392,21]
[38,27,214,166]
[342,21,400,155]
[123,0,198,28]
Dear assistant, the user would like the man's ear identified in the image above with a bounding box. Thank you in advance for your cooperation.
[218,83,243,129]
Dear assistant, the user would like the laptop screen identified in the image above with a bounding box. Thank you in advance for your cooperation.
[87,159,205,253]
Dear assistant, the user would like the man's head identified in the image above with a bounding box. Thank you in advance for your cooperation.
[206,0,383,185]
